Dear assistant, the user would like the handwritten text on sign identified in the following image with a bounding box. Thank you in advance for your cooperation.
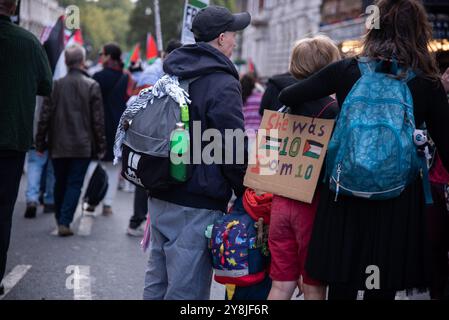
[244,111,335,204]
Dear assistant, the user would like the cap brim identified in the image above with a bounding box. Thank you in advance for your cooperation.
[227,12,251,32]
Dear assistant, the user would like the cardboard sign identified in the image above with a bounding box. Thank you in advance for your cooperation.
[244,111,335,204]
[181,0,209,45]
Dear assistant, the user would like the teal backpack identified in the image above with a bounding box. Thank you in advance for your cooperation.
[327,57,432,203]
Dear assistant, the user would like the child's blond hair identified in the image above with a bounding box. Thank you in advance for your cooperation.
[290,35,341,79]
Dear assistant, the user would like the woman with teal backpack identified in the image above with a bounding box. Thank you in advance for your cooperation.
[279,0,449,300]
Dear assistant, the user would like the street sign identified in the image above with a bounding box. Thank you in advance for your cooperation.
[181,0,209,45]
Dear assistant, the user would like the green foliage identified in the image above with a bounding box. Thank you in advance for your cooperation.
[58,0,133,59]
[56,0,239,60]
[127,0,184,51]
[211,0,238,12]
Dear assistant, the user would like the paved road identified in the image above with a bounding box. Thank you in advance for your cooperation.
[2,176,430,300]
[2,175,226,300]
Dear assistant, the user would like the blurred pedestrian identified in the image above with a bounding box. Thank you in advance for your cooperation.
[92,43,135,216]
[126,187,148,237]
[35,44,106,237]
[0,0,52,295]
[128,60,144,83]
[427,68,449,299]
[143,6,251,300]
[240,73,263,138]
[137,39,182,90]
[259,72,297,116]
[23,96,55,219]
[280,0,449,300]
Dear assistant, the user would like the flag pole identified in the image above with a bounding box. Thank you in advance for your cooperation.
[154,0,163,53]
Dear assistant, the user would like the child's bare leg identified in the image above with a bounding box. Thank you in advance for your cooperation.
[268,280,298,300]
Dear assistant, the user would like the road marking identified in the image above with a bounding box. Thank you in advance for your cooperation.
[65,265,92,300]
[0,265,32,299]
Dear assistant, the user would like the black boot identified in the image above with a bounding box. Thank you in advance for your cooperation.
[24,203,37,219]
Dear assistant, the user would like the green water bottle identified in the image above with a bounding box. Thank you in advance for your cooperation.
[180,104,190,130]
[170,122,190,182]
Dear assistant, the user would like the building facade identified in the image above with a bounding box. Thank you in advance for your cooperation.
[19,0,63,39]
[319,0,449,67]
[240,0,449,77]
[240,0,323,78]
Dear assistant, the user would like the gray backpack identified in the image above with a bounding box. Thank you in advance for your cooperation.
[120,77,196,191]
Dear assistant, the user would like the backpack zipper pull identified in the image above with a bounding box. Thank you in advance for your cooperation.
[335,164,342,202]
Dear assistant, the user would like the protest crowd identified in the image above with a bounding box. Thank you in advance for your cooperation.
[1,0,449,301]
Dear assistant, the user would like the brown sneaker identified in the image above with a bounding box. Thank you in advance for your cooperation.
[102,205,113,216]
[58,225,74,237]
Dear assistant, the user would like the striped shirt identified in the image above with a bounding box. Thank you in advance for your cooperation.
[243,89,263,136]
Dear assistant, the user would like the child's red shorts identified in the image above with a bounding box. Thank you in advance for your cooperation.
[269,192,323,286]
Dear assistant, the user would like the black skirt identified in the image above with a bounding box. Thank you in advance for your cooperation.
[305,179,431,291]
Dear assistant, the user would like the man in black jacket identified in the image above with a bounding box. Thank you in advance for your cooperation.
[143,6,250,300]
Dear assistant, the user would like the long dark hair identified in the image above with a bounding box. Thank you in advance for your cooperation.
[241,73,256,104]
[362,0,440,81]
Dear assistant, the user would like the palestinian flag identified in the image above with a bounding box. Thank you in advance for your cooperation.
[263,136,282,151]
[125,43,141,69]
[248,58,256,74]
[146,33,158,64]
[43,15,65,77]
[303,140,324,159]
[73,29,84,45]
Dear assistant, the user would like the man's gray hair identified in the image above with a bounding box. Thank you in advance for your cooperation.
[65,44,86,69]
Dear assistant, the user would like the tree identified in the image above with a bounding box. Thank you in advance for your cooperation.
[127,0,184,52]
[127,0,239,53]
[211,0,238,12]
[58,0,133,59]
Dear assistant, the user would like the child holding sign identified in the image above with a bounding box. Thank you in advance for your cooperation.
[267,36,340,300]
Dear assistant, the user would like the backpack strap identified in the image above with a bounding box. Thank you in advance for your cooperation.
[358,56,417,83]
[316,99,337,118]
[357,57,376,76]
[179,76,201,91]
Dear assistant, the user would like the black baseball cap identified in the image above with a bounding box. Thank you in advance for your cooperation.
[191,6,251,43]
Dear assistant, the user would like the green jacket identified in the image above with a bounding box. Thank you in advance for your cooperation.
[0,15,52,152]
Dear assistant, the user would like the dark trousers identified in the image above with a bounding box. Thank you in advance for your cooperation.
[427,182,449,299]
[328,285,396,300]
[0,151,25,282]
[129,186,148,229]
[52,158,90,227]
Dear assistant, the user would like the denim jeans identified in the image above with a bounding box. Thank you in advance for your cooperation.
[53,158,90,227]
[25,149,55,204]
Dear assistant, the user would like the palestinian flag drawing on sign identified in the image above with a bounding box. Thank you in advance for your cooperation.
[263,136,282,151]
[303,140,324,159]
